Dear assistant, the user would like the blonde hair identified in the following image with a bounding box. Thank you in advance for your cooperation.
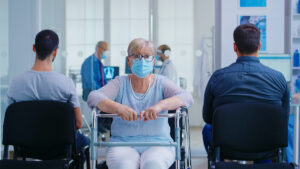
[127,38,155,56]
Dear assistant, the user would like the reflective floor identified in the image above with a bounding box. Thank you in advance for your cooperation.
[189,127,208,169]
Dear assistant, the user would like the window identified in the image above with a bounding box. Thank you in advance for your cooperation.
[157,0,194,92]
[110,0,150,75]
[66,0,105,94]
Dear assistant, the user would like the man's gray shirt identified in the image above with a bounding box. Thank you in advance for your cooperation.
[7,70,80,108]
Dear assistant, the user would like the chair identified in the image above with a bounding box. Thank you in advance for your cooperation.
[2,101,89,169]
[0,159,69,169]
[94,107,191,169]
[208,102,296,169]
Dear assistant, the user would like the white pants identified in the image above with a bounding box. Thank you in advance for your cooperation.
[106,146,175,169]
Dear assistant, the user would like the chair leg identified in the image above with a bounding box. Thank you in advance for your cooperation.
[278,148,284,163]
[3,145,8,159]
[215,147,221,162]
[85,147,91,169]
[208,146,216,169]
[12,151,18,160]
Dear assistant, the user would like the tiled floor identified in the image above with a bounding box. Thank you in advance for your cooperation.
[192,158,208,169]
[189,127,208,169]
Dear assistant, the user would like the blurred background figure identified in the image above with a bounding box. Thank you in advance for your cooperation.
[156,45,178,84]
[81,41,109,101]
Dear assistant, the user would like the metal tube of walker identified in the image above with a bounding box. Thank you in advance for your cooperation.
[184,109,192,169]
[91,108,98,169]
[175,108,181,169]
[97,113,176,118]
[294,105,299,165]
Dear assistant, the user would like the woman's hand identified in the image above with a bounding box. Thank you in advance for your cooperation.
[140,104,163,121]
[116,104,138,121]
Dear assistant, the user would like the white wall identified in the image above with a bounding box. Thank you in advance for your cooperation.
[215,0,285,68]
[0,0,9,80]
[41,0,66,74]
[156,0,194,92]
[0,0,9,159]
[8,0,41,81]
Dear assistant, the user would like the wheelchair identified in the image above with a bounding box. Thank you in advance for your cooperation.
[90,107,192,169]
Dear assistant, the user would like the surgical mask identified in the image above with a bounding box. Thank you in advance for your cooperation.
[131,59,153,78]
[101,51,109,59]
[155,55,161,61]
[154,55,162,69]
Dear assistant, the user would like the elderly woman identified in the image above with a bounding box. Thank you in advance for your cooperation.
[88,38,193,169]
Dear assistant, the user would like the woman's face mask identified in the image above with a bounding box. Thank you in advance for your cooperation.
[131,58,153,78]
[155,54,161,61]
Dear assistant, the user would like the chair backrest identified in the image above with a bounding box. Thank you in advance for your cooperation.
[3,101,76,159]
[0,159,69,169]
[212,102,288,160]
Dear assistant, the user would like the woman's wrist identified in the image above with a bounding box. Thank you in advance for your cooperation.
[155,101,164,112]
[115,103,123,115]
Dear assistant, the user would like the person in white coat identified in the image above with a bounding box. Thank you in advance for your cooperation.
[156,45,178,84]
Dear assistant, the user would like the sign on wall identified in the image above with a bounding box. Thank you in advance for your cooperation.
[240,0,267,7]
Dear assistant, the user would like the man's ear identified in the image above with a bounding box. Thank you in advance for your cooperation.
[53,48,58,56]
[233,43,238,53]
[126,56,131,68]
[33,44,36,52]
[258,42,261,51]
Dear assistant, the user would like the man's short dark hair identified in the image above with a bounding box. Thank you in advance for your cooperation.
[233,24,260,54]
[35,30,59,60]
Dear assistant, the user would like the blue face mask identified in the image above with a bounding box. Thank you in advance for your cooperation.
[131,59,153,78]
[101,51,109,59]
[101,54,107,59]
[155,55,161,61]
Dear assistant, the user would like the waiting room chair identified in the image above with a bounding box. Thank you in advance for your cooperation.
[208,102,297,169]
[2,101,90,169]
[0,159,69,169]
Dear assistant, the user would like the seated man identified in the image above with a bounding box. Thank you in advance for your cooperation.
[7,30,90,152]
[202,24,289,159]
